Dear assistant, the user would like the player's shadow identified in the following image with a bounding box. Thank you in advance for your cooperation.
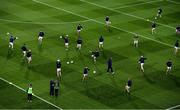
[143,73,155,84]
[37,45,44,53]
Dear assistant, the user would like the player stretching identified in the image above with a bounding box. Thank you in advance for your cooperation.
[38,31,45,45]
[77,38,82,50]
[157,8,162,18]
[105,16,111,31]
[138,56,147,72]
[90,50,100,63]
[77,24,83,36]
[26,50,32,64]
[152,22,156,34]
[133,34,139,47]
[166,59,172,75]
[125,78,132,94]
[99,35,104,49]
[82,67,90,82]
[174,40,179,55]
[9,35,18,49]
[56,59,62,78]
[21,44,28,58]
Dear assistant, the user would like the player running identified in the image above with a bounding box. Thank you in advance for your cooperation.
[77,38,83,50]
[166,59,172,75]
[26,50,32,64]
[152,21,156,34]
[138,56,147,72]
[157,8,162,18]
[133,34,139,47]
[125,78,132,94]
[82,67,90,82]
[77,24,83,36]
[174,40,179,55]
[105,16,111,31]
[38,31,45,45]
[21,44,28,58]
[90,50,100,63]
[9,35,18,49]
[56,59,62,78]
[99,35,104,49]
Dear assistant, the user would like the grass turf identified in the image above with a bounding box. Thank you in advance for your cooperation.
[0,0,180,109]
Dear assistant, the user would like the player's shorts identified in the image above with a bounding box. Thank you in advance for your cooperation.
[27,57,32,61]
[38,36,43,40]
[99,42,103,45]
[83,73,88,77]
[152,28,155,30]
[77,29,81,33]
[175,46,178,50]
[23,51,26,55]
[77,44,81,48]
[105,21,111,25]
[65,43,69,46]
[125,85,130,90]
[9,42,13,46]
[57,68,61,72]
[134,40,138,44]
[141,63,144,66]
[167,66,172,70]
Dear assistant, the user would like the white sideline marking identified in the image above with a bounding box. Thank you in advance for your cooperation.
[166,104,180,110]
[0,18,90,25]
[0,77,62,110]
[167,0,180,5]
[113,0,162,9]
[79,0,175,29]
[32,0,173,48]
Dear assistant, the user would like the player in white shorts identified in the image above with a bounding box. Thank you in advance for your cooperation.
[38,31,45,45]
[133,34,139,47]
[56,59,62,78]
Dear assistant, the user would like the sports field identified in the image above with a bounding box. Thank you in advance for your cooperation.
[0,0,180,109]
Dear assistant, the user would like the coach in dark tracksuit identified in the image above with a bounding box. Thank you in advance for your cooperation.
[50,80,55,96]
[107,57,113,73]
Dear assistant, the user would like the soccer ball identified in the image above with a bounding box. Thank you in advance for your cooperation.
[60,36,62,38]
[147,19,149,21]
[7,32,10,35]
[93,71,96,74]
[155,17,157,20]
[16,37,18,39]
[70,60,73,64]
[67,61,70,64]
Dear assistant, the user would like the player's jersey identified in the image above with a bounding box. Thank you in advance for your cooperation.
[39,32,45,37]
[139,57,147,63]
[64,37,69,43]
[133,36,139,40]
[127,80,132,87]
[105,16,109,21]
[158,8,162,14]
[77,25,83,30]
[21,46,27,51]
[56,61,61,68]
[83,68,89,74]
[77,39,82,44]
[92,51,100,57]
[99,36,104,42]
[166,61,172,67]
[26,51,32,57]
[152,22,156,28]
[175,41,179,47]
[9,36,15,43]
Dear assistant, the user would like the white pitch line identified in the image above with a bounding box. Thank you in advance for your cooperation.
[113,0,162,9]
[0,77,62,110]
[167,0,180,5]
[166,104,180,110]
[32,0,173,48]
[80,0,175,30]
[0,18,91,25]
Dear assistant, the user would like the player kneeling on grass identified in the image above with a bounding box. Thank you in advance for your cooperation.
[138,56,147,73]
[77,38,83,50]
[38,31,45,45]
[26,50,32,64]
[174,40,179,55]
[21,44,28,58]
[77,24,83,36]
[90,50,100,63]
[152,21,156,34]
[99,35,104,49]
[157,8,162,18]
[166,59,173,75]
[27,84,33,102]
[82,67,90,82]
[133,34,139,47]
[9,35,18,49]
[125,78,132,94]
[176,26,180,35]
[105,16,111,31]
[56,59,62,78]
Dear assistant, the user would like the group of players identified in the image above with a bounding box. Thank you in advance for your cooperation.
[7,8,179,94]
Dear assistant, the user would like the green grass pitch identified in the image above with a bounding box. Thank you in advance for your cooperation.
[0,0,180,109]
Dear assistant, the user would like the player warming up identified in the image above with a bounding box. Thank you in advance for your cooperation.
[133,34,139,47]
[157,8,162,18]
[21,44,28,58]
[26,50,32,64]
[99,35,104,50]
[174,40,179,55]
[9,35,18,49]
[105,16,111,32]
[166,59,173,75]
[56,59,62,78]
[82,67,90,82]
[77,38,83,50]
[125,78,132,94]
[138,56,147,73]
[38,31,45,45]
[152,21,156,34]
[77,24,83,36]
[90,50,100,63]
